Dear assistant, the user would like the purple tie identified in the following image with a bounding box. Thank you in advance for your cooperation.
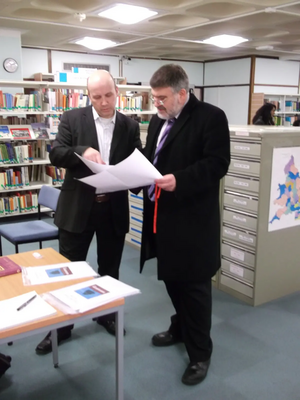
[148,118,175,201]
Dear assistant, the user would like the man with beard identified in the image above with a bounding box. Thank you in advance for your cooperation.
[140,64,230,385]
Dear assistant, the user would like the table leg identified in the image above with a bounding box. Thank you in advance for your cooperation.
[51,329,59,368]
[115,307,124,400]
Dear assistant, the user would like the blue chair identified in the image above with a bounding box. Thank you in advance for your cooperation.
[0,185,60,256]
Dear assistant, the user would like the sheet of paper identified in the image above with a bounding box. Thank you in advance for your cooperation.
[0,291,57,331]
[77,149,162,193]
[43,276,140,314]
[75,153,112,173]
[22,261,98,285]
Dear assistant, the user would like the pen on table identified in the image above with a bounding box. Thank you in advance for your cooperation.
[16,294,37,311]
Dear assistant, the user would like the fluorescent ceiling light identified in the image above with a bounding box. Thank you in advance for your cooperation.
[200,34,248,48]
[98,4,157,25]
[75,37,116,51]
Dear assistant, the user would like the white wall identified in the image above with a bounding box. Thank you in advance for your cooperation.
[203,58,251,124]
[204,86,249,124]
[22,48,48,78]
[123,59,203,86]
[254,58,300,95]
[0,30,23,94]
[204,58,251,86]
[51,51,120,78]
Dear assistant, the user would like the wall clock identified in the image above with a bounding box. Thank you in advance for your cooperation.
[3,58,19,73]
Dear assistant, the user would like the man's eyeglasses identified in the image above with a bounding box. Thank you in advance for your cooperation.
[150,96,167,105]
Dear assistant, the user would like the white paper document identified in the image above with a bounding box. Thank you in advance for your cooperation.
[0,291,57,331]
[43,276,141,314]
[22,261,98,286]
[76,148,162,193]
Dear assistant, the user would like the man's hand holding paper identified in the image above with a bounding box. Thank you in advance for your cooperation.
[76,149,162,193]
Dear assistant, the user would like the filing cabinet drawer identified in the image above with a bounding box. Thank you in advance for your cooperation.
[220,272,253,298]
[126,233,141,248]
[222,225,256,248]
[221,257,254,284]
[130,214,143,228]
[225,175,259,194]
[129,193,143,205]
[223,209,257,231]
[223,192,258,213]
[229,158,260,177]
[222,242,255,268]
[129,203,143,217]
[231,141,261,158]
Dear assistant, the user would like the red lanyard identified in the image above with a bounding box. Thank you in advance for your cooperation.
[153,184,161,234]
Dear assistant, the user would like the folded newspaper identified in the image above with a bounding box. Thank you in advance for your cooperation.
[22,261,98,285]
[42,276,140,314]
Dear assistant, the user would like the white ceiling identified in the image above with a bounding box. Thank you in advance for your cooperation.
[1,0,300,62]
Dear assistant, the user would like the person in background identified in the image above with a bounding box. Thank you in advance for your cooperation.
[35,70,141,354]
[292,119,300,126]
[252,102,276,125]
[140,64,230,385]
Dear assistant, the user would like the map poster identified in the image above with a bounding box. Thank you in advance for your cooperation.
[269,147,300,232]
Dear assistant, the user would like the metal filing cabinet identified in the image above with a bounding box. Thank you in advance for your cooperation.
[219,125,300,305]
[125,125,147,249]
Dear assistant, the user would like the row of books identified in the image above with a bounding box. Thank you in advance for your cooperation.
[0,91,42,112]
[0,164,64,189]
[0,89,91,113]
[274,116,299,125]
[267,99,300,112]
[45,165,65,184]
[0,191,38,215]
[0,115,41,126]
[0,90,151,113]
[116,94,149,111]
[0,141,51,164]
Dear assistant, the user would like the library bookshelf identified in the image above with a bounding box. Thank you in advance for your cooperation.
[251,92,300,126]
[0,79,154,229]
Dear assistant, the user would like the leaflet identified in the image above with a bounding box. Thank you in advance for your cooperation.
[22,261,98,285]
[0,291,57,331]
[43,275,141,314]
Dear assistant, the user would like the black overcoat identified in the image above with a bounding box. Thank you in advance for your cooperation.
[50,106,141,235]
[140,94,230,282]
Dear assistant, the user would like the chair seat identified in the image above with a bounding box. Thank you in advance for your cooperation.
[0,221,58,243]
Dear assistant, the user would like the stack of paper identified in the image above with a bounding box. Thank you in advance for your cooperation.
[76,148,162,193]
[43,276,141,314]
[22,261,98,285]
[0,291,57,331]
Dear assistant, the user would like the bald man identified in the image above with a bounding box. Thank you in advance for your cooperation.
[35,70,141,354]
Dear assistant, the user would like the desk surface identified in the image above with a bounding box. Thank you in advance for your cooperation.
[0,248,124,340]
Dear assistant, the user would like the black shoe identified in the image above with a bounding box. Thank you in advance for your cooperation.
[152,331,182,347]
[35,330,72,354]
[94,318,126,336]
[181,359,210,385]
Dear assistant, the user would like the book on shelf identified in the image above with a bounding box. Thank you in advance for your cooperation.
[10,127,33,140]
[0,257,22,277]
[0,125,13,139]
[31,122,50,139]
[43,275,140,314]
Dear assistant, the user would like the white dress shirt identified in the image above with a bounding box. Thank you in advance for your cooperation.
[92,107,116,165]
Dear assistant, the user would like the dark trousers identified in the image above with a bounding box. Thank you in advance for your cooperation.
[58,201,125,334]
[164,278,213,363]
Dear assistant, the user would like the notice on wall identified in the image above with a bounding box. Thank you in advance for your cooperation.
[268,147,300,232]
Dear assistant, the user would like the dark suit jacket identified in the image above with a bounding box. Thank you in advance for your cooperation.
[50,106,141,235]
[140,94,230,282]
